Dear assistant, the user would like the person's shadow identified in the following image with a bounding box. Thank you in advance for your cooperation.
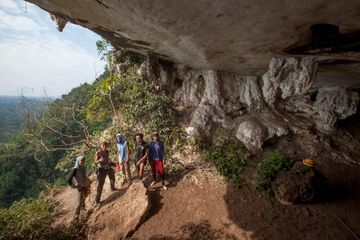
[96,186,128,210]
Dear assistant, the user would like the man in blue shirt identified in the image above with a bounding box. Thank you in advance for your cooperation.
[115,133,131,186]
[148,132,167,190]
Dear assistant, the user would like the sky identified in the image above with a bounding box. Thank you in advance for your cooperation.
[0,0,105,97]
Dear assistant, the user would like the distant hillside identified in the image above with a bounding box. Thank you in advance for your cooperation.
[0,96,50,143]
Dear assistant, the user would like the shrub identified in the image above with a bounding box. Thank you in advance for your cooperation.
[203,138,250,187]
[0,196,54,240]
[253,150,294,195]
[0,194,86,240]
[188,136,200,152]
[87,69,187,156]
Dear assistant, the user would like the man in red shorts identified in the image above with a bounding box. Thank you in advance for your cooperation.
[148,132,167,190]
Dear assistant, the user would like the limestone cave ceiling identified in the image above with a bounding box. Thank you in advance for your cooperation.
[27,0,360,75]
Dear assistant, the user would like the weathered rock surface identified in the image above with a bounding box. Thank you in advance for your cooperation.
[26,0,360,155]
[26,0,360,75]
[49,14,68,32]
[272,162,327,205]
[142,56,359,152]
[235,120,266,153]
[235,113,289,152]
[87,181,149,240]
[313,87,360,131]
[261,57,318,106]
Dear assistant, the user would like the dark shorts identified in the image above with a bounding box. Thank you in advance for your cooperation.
[134,159,147,166]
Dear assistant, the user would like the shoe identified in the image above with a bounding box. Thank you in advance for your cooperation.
[162,185,168,190]
[150,181,156,186]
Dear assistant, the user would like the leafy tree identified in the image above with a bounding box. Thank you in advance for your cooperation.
[96,38,114,72]
[0,138,39,207]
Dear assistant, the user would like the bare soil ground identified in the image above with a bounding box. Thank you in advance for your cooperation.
[131,163,360,240]
[53,148,360,240]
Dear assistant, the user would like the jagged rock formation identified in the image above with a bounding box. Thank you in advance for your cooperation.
[261,58,318,106]
[26,0,360,161]
[49,14,68,32]
[141,57,359,153]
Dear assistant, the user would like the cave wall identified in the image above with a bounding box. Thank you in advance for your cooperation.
[26,0,360,164]
[129,55,360,155]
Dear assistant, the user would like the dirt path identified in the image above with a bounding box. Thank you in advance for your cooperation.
[53,156,360,240]
[131,179,359,240]
[131,181,246,239]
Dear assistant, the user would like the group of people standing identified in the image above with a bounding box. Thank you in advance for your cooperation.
[68,131,167,216]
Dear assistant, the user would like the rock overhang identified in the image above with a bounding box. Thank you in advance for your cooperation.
[27,0,360,75]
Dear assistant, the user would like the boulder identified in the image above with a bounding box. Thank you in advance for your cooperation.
[235,114,288,153]
[272,162,326,205]
[86,181,150,240]
[235,120,266,153]
[313,87,360,131]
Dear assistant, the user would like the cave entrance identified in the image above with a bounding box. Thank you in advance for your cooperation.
[286,23,360,54]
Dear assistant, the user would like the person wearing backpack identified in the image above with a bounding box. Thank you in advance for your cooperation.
[94,141,116,205]
[67,155,91,216]
[115,133,131,186]
[148,132,167,190]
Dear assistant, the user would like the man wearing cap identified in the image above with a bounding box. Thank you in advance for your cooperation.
[148,132,167,190]
[68,155,90,216]
[115,133,131,186]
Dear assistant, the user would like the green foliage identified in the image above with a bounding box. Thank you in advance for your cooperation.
[203,138,250,187]
[0,96,47,143]
[0,40,184,210]
[0,140,40,207]
[96,38,113,71]
[188,137,200,151]
[0,197,54,239]
[53,217,87,240]
[87,69,187,155]
[116,70,179,137]
[86,75,116,123]
[0,195,86,240]
[0,83,99,207]
[252,150,294,194]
